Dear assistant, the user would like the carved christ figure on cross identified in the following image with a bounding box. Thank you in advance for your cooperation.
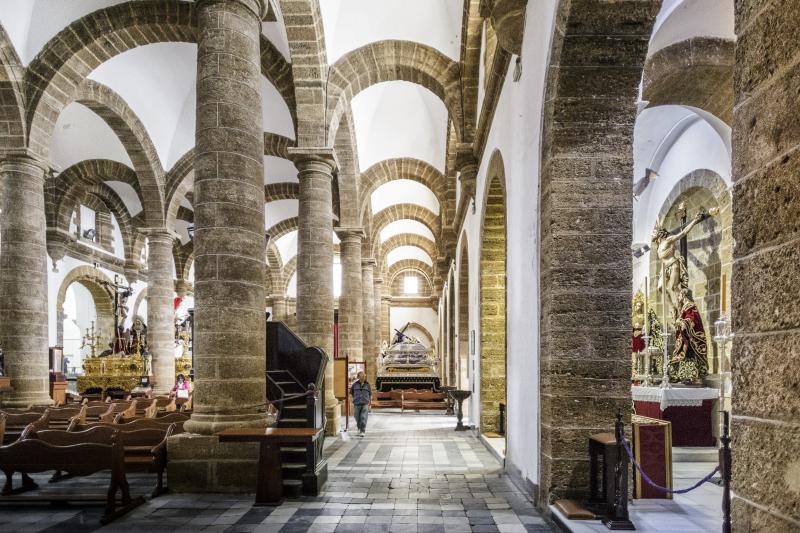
[652,205,719,323]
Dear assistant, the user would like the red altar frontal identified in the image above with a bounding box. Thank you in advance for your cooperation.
[632,386,718,447]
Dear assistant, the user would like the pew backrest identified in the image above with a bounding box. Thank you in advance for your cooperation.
[154,412,189,424]
[3,411,49,443]
[69,418,185,434]
[29,426,118,446]
[153,397,176,413]
[0,437,123,478]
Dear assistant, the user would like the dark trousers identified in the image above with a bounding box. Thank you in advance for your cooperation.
[354,404,369,432]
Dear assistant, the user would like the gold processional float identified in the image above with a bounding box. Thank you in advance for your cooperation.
[76,274,192,394]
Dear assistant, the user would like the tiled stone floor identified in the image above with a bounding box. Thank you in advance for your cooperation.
[554,461,722,532]
[0,411,553,532]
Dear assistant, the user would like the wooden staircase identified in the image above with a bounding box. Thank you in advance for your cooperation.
[266,321,328,497]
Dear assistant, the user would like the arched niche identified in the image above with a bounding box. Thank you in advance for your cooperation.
[648,169,732,374]
[479,151,507,435]
[457,233,470,390]
[56,266,116,364]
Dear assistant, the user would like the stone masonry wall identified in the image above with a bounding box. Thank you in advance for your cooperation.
[730,0,800,529]
[480,176,506,434]
[538,0,660,505]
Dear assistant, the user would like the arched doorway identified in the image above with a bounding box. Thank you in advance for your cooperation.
[457,234,470,390]
[479,152,507,440]
[56,266,115,372]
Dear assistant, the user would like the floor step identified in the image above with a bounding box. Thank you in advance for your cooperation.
[282,478,302,497]
[673,446,718,462]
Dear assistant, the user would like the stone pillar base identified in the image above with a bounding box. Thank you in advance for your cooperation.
[1,392,53,409]
[325,402,341,436]
[167,433,260,493]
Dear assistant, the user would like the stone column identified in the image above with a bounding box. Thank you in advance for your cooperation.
[96,210,114,252]
[361,259,376,385]
[0,154,52,407]
[144,229,176,393]
[270,295,287,321]
[729,3,800,529]
[381,293,391,345]
[183,0,267,435]
[336,228,364,362]
[288,147,339,435]
[373,277,383,355]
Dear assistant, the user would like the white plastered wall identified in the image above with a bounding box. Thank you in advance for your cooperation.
[456,0,558,489]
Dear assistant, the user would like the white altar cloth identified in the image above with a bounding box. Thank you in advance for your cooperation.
[632,386,719,411]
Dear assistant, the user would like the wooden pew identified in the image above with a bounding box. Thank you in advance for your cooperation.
[401,390,448,411]
[153,396,176,414]
[32,425,175,497]
[1,412,48,444]
[371,389,403,408]
[119,398,157,421]
[44,406,87,430]
[0,433,144,523]
[85,404,115,424]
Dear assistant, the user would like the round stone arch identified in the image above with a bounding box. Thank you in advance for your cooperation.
[131,288,148,325]
[325,40,463,145]
[457,230,470,389]
[447,267,457,386]
[649,169,732,373]
[478,149,507,435]
[358,158,447,220]
[402,322,436,351]
[56,266,115,346]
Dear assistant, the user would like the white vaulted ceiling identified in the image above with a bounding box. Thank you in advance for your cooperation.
[49,102,132,171]
[0,0,127,65]
[352,82,448,172]
[319,0,462,63]
[371,180,440,215]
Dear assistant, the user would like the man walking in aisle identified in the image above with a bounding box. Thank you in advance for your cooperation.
[351,371,372,436]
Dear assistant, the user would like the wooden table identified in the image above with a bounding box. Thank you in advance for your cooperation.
[217,427,323,505]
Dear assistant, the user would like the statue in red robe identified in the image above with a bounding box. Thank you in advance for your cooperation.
[669,289,709,384]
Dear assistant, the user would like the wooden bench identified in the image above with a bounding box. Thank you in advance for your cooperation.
[153,396,176,414]
[85,404,115,424]
[401,390,448,411]
[371,390,403,408]
[1,411,48,444]
[32,425,175,497]
[0,432,144,523]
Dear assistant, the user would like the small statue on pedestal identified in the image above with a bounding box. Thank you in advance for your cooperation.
[670,289,709,384]
[126,317,148,356]
[631,292,646,376]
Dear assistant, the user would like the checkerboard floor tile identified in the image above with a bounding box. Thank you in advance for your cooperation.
[0,412,552,532]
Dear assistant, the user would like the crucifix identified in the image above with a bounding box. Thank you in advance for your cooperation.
[97,271,133,354]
